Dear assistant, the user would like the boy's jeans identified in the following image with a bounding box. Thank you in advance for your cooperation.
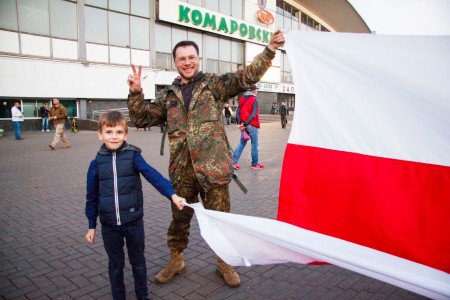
[101,219,148,300]
[232,124,259,166]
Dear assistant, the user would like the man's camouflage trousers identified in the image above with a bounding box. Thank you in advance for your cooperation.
[167,155,230,251]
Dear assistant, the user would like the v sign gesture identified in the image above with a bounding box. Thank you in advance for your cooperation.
[128,64,142,92]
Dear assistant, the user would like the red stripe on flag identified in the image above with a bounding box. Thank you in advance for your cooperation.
[277,144,450,273]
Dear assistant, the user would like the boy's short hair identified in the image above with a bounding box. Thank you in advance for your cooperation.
[98,111,128,133]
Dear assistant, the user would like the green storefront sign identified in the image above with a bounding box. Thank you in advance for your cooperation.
[178,5,272,43]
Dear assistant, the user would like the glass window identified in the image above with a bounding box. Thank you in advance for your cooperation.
[276,0,283,14]
[231,0,242,19]
[155,23,171,53]
[131,0,149,18]
[276,13,283,29]
[50,0,77,39]
[0,0,18,31]
[109,12,129,47]
[60,100,77,118]
[0,99,17,119]
[172,27,187,51]
[301,12,307,24]
[18,0,49,35]
[130,16,149,50]
[219,1,230,15]
[85,6,108,44]
[85,0,107,8]
[205,35,218,60]
[231,40,243,64]
[314,20,320,30]
[283,16,291,29]
[219,39,231,62]
[283,3,291,18]
[205,0,218,12]
[220,61,231,73]
[109,0,129,13]
[207,59,219,73]
[188,0,201,6]
[22,100,39,118]
[155,52,173,70]
[187,30,202,57]
[292,7,299,22]
[284,56,291,73]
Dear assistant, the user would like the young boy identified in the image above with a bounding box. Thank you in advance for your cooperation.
[85,111,185,300]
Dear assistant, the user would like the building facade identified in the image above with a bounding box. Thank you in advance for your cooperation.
[0,0,370,130]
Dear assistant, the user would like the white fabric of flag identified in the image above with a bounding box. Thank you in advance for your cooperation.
[187,203,449,299]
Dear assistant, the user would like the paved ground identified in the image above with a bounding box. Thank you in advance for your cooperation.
[0,119,426,299]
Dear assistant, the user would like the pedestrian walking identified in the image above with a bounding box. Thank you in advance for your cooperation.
[280,101,288,129]
[48,98,70,150]
[232,85,264,170]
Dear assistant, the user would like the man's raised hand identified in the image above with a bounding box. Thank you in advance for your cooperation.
[268,29,285,52]
[128,64,142,92]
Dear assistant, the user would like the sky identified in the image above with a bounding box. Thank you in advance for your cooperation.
[347,0,450,35]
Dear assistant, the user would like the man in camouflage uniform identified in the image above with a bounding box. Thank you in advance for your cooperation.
[127,30,285,288]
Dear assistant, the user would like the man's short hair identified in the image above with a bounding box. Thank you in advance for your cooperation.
[98,111,128,133]
[172,41,199,61]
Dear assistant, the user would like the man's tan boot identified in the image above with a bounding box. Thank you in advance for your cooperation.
[155,250,186,284]
[217,257,241,288]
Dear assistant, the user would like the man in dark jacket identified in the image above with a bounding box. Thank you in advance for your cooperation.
[280,101,288,129]
[40,103,49,132]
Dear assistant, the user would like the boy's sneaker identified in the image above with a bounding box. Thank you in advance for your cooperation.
[232,163,240,170]
[251,164,265,170]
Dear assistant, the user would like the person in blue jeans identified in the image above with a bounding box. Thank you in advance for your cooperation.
[11,102,24,140]
[232,85,264,170]
[85,111,185,300]
[40,103,49,132]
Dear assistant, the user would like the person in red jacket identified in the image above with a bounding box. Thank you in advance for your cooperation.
[232,85,264,170]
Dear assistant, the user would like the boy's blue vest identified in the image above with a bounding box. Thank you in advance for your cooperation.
[96,143,143,226]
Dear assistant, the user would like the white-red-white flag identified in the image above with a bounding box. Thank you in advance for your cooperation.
[188,31,450,300]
